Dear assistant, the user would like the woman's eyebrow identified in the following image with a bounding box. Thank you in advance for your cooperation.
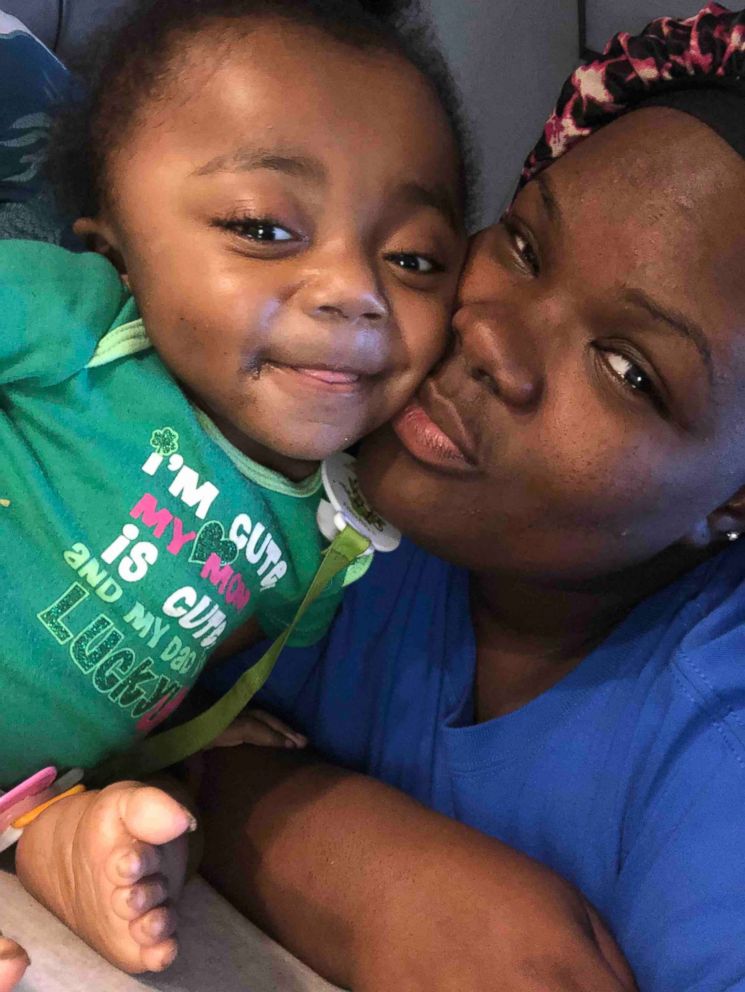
[535,172,563,229]
[192,147,326,182]
[622,287,714,383]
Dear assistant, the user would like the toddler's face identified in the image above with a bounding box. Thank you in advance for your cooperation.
[82,21,466,479]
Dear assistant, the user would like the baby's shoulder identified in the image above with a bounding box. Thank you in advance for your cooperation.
[0,241,131,387]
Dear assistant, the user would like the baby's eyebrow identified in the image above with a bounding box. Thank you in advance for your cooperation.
[394,181,462,234]
[192,147,326,182]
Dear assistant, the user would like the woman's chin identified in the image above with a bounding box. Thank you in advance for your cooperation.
[356,426,413,522]
[356,425,446,548]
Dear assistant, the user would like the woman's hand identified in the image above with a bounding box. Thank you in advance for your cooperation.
[198,746,636,991]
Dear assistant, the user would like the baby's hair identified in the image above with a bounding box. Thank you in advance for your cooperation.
[49,0,478,224]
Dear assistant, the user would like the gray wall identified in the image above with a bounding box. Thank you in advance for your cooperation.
[2,1,715,226]
[586,1,703,53]
[426,0,579,227]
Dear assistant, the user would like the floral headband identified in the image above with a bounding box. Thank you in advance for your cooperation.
[519,1,745,189]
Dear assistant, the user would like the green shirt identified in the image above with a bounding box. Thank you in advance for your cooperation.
[0,240,365,785]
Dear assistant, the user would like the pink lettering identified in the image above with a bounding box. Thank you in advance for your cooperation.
[167,516,197,556]
[201,552,251,612]
[130,493,172,538]
[135,686,189,734]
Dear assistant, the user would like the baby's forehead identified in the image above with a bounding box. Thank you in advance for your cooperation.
[121,26,464,210]
[140,23,458,155]
[150,20,431,118]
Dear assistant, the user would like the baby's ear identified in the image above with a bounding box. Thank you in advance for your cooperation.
[72,216,130,286]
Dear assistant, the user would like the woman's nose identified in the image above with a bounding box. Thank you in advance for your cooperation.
[453,228,544,410]
[299,249,389,324]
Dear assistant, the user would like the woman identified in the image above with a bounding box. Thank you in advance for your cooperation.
[197,4,745,990]
[3,3,745,990]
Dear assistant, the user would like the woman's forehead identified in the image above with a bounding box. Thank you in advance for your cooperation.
[540,108,745,259]
[549,107,745,196]
[518,108,745,390]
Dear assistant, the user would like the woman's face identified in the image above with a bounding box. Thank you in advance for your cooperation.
[358,108,745,581]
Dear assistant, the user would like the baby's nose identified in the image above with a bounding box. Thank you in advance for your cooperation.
[314,299,386,323]
[300,250,389,325]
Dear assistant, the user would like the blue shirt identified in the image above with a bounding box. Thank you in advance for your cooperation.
[208,538,745,992]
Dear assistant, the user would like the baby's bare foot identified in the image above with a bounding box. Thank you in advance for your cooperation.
[0,934,29,992]
[15,782,194,974]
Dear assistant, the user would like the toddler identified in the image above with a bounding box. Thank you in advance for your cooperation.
[0,0,471,979]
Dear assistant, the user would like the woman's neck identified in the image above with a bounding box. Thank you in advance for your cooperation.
[469,545,710,721]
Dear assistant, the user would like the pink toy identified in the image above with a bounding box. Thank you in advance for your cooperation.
[0,766,57,832]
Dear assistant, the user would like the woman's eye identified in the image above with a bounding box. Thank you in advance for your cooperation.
[499,217,539,275]
[386,252,440,275]
[604,350,659,399]
[512,230,539,273]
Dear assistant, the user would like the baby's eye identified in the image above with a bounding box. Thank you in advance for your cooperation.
[386,252,441,275]
[234,219,294,242]
[216,216,296,243]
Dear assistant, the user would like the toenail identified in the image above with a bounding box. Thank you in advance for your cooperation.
[119,852,142,879]
[179,804,198,833]
[128,887,146,911]
[159,942,178,969]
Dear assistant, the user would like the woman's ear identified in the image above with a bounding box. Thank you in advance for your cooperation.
[72,216,130,286]
[708,486,745,542]
[684,486,745,547]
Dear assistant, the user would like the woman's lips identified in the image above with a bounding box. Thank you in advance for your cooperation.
[392,396,476,471]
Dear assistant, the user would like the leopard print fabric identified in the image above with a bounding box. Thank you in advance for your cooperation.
[519,1,745,189]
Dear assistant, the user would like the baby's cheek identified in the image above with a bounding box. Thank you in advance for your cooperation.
[415,302,452,371]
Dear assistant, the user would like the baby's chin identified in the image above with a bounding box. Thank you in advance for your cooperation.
[225,423,367,482]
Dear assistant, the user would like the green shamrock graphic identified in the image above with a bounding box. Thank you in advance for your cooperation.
[150,427,179,456]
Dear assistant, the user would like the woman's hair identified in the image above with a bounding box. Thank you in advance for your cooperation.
[49,0,477,222]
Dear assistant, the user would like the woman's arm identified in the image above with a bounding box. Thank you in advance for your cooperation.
[198,746,636,992]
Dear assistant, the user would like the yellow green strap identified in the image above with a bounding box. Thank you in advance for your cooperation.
[89,526,370,786]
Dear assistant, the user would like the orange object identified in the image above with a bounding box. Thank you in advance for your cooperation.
[11,784,86,829]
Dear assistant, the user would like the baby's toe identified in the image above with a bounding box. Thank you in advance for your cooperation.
[139,937,179,973]
[0,937,29,992]
[111,873,169,922]
[128,903,178,948]
[118,786,196,847]
[107,839,162,887]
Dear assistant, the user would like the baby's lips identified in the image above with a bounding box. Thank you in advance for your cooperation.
[292,367,361,385]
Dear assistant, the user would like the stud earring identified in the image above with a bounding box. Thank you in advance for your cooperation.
[726,531,741,542]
